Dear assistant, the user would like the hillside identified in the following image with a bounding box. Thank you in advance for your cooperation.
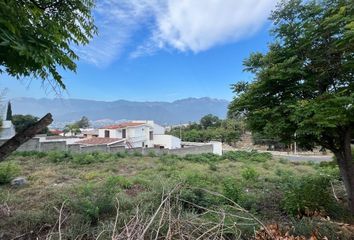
[10,97,229,125]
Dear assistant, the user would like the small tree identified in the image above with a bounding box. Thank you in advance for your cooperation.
[6,102,12,121]
[200,114,221,129]
[229,0,354,213]
[76,116,90,128]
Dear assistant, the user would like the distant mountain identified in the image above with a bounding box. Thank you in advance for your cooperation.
[11,97,229,125]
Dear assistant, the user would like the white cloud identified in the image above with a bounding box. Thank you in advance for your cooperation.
[78,0,277,66]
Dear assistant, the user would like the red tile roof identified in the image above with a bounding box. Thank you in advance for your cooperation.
[49,129,63,135]
[100,122,145,129]
[76,138,123,145]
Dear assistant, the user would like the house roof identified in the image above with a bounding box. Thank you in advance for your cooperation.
[49,129,64,135]
[100,122,145,130]
[76,137,124,145]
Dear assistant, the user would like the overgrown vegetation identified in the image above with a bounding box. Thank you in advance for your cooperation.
[0,150,352,239]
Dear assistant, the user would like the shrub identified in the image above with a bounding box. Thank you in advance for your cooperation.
[223,151,272,162]
[70,177,122,224]
[0,162,20,184]
[12,151,47,158]
[282,175,336,217]
[241,167,259,181]
[115,151,128,158]
[147,150,156,157]
[183,153,222,163]
[106,175,133,189]
[208,162,218,171]
[132,151,143,157]
[159,154,181,165]
[71,152,113,165]
[222,178,242,203]
[47,151,72,163]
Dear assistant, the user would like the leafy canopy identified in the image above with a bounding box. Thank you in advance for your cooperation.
[0,0,96,89]
[229,0,354,152]
[12,114,48,134]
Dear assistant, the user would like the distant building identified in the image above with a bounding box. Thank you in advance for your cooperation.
[96,120,181,149]
[0,102,15,139]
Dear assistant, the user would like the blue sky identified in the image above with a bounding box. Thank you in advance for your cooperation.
[2,0,277,102]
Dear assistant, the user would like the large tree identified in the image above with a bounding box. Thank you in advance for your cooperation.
[229,0,354,213]
[0,0,96,89]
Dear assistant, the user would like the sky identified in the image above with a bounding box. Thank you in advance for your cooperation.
[2,0,277,102]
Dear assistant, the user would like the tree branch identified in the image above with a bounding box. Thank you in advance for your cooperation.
[0,113,53,161]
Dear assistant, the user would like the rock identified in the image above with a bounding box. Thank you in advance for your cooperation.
[11,177,28,187]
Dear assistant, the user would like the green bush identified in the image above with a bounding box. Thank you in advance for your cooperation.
[222,178,242,203]
[47,151,72,163]
[106,175,133,189]
[70,177,122,224]
[115,151,128,158]
[132,151,143,157]
[223,151,271,162]
[183,153,222,163]
[241,167,259,181]
[159,154,181,165]
[282,175,336,216]
[0,162,20,184]
[12,151,47,158]
[147,150,156,157]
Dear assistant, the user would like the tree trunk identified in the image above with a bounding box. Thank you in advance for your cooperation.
[334,129,354,215]
[0,113,53,161]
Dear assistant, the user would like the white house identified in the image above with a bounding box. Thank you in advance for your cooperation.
[97,121,181,149]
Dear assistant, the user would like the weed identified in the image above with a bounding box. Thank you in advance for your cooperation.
[241,167,259,181]
[282,175,337,217]
[0,162,20,184]
[47,151,72,163]
[222,178,242,203]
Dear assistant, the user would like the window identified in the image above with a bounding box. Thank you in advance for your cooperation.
[149,131,153,140]
[122,129,126,138]
[142,142,145,147]
[104,130,110,138]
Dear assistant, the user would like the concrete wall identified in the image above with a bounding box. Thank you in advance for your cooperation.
[40,141,66,152]
[0,138,214,156]
[169,145,214,156]
[80,145,108,153]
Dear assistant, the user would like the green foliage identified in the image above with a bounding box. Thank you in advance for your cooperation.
[168,116,243,144]
[75,116,90,128]
[72,152,112,165]
[47,151,73,163]
[0,0,96,89]
[223,151,272,162]
[12,151,47,158]
[222,178,242,203]
[241,167,259,181]
[184,153,222,163]
[12,114,48,133]
[159,154,181,165]
[0,162,20,184]
[200,114,222,129]
[70,178,122,223]
[228,0,354,152]
[282,175,336,216]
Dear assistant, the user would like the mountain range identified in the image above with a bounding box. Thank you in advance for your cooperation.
[11,97,230,126]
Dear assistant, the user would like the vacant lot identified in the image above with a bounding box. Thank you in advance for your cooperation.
[0,151,353,239]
